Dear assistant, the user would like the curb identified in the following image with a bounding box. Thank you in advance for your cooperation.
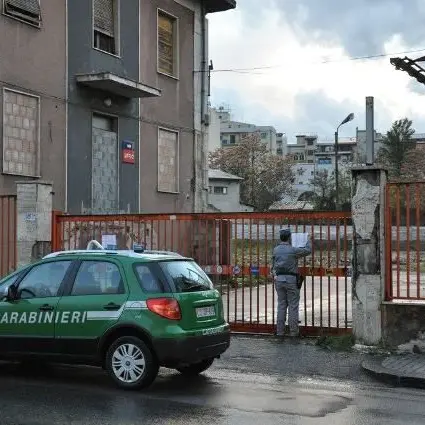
[362,358,425,389]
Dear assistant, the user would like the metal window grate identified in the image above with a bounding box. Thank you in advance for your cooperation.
[4,0,41,24]
[93,0,115,37]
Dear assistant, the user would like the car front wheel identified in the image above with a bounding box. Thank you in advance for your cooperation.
[176,358,215,376]
[105,336,158,390]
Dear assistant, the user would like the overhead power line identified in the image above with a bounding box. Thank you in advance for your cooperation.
[208,47,425,74]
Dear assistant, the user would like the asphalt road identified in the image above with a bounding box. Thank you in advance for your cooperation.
[0,337,424,425]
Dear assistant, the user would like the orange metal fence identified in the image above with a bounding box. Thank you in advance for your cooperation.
[386,182,425,300]
[0,195,17,278]
[52,211,353,335]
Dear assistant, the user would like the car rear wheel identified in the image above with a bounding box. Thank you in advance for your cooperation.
[105,336,158,390]
[176,358,214,376]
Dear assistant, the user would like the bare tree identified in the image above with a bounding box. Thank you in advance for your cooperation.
[209,133,294,211]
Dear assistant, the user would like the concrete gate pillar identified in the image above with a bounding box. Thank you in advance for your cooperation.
[351,166,388,345]
[16,181,53,268]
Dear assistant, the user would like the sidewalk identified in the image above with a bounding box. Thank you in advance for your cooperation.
[362,355,425,389]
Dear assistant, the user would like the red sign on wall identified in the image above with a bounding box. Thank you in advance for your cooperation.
[122,141,135,164]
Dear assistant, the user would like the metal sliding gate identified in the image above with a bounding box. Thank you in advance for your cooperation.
[52,211,353,336]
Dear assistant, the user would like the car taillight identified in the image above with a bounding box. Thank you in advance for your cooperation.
[146,298,181,320]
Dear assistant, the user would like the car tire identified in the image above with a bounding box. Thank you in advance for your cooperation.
[105,336,158,390]
[176,358,215,376]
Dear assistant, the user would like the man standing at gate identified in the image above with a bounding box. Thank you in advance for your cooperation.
[272,228,312,338]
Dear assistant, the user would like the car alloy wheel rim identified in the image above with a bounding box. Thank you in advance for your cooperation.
[112,343,146,383]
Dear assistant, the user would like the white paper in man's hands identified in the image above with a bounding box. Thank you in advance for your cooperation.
[291,232,309,248]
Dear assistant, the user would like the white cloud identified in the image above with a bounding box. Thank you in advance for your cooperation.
[207,1,425,140]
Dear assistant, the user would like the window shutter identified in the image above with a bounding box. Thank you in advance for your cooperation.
[93,0,115,37]
[4,0,41,18]
[158,14,174,75]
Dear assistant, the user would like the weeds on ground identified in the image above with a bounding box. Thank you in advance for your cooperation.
[316,334,355,351]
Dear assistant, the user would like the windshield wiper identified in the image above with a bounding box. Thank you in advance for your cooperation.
[180,277,207,291]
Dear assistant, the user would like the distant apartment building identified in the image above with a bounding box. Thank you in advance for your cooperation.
[354,129,384,164]
[276,132,288,157]
[207,106,284,156]
[287,133,356,167]
[0,0,236,214]
[287,133,356,199]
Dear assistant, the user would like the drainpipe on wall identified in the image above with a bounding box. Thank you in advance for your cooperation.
[198,0,207,212]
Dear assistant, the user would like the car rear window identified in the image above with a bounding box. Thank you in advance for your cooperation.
[134,263,165,293]
[159,260,213,293]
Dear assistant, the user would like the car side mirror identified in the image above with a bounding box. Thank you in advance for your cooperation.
[6,285,17,301]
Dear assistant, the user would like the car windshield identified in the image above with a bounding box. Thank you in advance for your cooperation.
[160,260,213,293]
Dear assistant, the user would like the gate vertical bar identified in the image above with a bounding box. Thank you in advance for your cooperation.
[406,185,411,298]
[311,220,315,327]
[336,218,340,329]
[344,218,348,328]
[241,217,245,325]
[396,186,401,298]
[416,184,421,299]
[385,184,393,300]
[319,219,323,328]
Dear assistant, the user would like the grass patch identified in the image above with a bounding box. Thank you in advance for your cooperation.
[316,334,355,351]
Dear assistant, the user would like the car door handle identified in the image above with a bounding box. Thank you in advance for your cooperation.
[39,304,54,312]
[103,302,121,311]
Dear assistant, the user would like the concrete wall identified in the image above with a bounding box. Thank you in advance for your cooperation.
[16,182,53,268]
[67,0,140,214]
[208,107,222,153]
[208,178,245,212]
[382,302,425,347]
[0,0,66,210]
[139,0,195,213]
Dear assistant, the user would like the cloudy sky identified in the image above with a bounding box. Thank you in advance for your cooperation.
[207,0,425,142]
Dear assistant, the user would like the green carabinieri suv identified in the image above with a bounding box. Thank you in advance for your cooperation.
[0,247,230,390]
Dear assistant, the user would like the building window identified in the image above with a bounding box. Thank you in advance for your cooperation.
[261,132,267,139]
[158,128,179,193]
[213,186,227,195]
[3,0,41,26]
[157,10,178,77]
[93,0,118,55]
[2,89,39,177]
[230,135,236,144]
